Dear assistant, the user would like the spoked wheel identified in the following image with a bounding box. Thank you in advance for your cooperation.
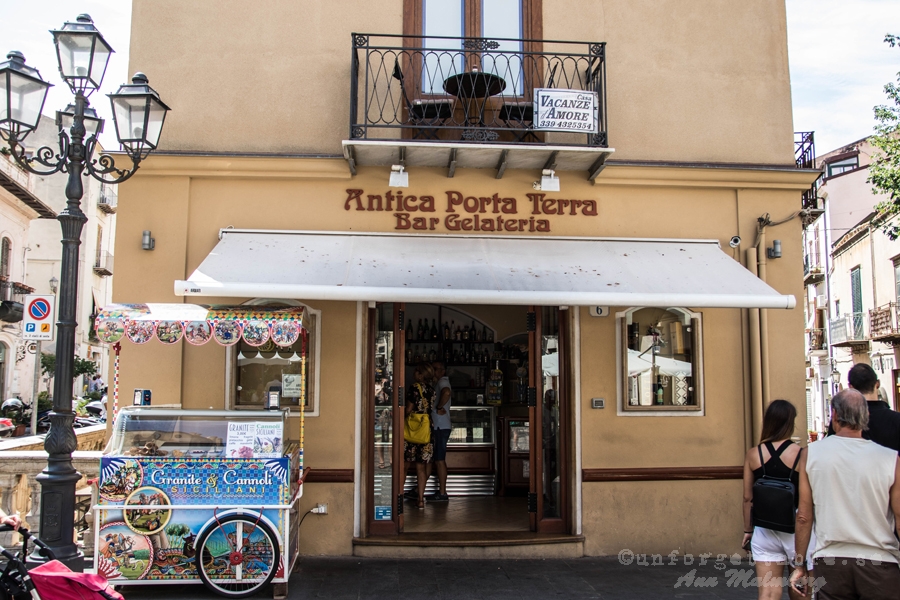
[194,514,280,598]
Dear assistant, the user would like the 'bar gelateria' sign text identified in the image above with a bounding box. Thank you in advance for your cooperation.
[344,189,598,233]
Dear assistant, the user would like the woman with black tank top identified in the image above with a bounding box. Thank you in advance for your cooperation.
[741,400,815,600]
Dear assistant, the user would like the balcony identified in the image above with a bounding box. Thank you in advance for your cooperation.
[869,302,900,344]
[803,254,825,285]
[806,328,827,353]
[97,186,117,214]
[830,312,869,348]
[93,252,114,277]
[346,33,613,179]
[795,131,823,219]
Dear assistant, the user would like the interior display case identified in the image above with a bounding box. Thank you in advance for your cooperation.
[448,406,495,445]
[94,407,304,596]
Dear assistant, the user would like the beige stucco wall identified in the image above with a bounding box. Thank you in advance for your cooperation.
[129,0,794,164]
[110,155,811,555]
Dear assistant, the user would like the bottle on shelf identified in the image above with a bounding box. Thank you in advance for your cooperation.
[414,345,421,362]
[454,325,461,341]
[482,325,489,343]
[430,319,438,340]
[429,347,437,361]
[472,320,479,342]
[417,319,424,341]
[406,319,413,341]
[406,346,413,363]
[465,347,472,363]
[486,360,503,406]
[443,321,451,341]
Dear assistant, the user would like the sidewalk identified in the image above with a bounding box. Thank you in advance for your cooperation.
[121,556,781,599]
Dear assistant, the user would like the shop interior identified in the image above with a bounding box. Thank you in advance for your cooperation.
[372,303,563,534]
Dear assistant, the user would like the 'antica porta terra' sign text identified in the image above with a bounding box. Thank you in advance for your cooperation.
[344,189,598,233]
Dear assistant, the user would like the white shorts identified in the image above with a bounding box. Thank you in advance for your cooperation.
[750,526,816,569]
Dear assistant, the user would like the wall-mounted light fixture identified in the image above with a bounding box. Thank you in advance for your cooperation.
[766,239,782,259]
[537,169,560,192]
[49,276,58,294]
[389,164,408,188]
[142,230,155,251]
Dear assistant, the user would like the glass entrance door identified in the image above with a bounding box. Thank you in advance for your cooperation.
[367,303,407,534]
[529,307,567,533]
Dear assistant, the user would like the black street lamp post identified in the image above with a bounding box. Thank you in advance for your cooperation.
[0,14,169,569]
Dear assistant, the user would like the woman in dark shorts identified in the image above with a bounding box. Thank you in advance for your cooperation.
[404,363,435,508]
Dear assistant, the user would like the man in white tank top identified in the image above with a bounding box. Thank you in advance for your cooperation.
[790,389,900,598]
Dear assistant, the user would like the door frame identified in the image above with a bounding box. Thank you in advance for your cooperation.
[529,306,570,533]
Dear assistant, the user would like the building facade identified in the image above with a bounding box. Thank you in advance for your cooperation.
[115,0,817,557]
[22,115,117,400]
[0,147,56,406]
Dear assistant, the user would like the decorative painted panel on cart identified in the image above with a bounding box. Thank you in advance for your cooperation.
[97,457,289,582]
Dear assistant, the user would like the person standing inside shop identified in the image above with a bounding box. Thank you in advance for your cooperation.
[428,361,451,502]
[405,363,435,509]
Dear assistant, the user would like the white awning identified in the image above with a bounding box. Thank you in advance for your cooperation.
[175,230,795,309]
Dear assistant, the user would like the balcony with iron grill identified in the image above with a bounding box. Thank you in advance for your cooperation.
[93,252,114,277]
[97,185,117,214]
[829,312,869,349]
[803,253,825,286]
[345,33,613,179]
[869,302,900,345]
[806,328,827,355]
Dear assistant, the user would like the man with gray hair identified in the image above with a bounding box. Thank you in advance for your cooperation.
[790,389,900,598]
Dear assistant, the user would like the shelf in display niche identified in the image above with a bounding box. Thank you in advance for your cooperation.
[405,362,492,368]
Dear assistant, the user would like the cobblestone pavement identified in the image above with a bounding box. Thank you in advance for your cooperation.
[121,556,789,599]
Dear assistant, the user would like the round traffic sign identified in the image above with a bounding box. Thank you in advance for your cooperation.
[28,298,51,321]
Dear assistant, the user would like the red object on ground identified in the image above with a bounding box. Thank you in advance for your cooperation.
[29,560,124,600]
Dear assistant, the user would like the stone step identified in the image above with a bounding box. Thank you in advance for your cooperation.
[352,532,584,559]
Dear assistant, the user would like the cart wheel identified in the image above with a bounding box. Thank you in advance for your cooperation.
[194,514,280,598]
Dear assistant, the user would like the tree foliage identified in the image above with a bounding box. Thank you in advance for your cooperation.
[871,34,900,238]
[40,353,97,380]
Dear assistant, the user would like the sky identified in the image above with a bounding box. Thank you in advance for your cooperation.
[0,1,898,157]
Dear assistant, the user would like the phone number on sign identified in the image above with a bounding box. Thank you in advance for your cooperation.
[538,120,596,131]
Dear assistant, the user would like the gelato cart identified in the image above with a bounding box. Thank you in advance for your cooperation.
[89,304,308,598]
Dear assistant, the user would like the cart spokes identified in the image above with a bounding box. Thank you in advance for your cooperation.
[195,514,280,598]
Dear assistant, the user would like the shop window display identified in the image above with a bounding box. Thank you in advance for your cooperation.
[619,307,704,412]
[234,306,318,413]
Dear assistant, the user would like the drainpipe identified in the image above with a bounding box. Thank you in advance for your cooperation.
[757,225,772,407]
[745,246,764,443]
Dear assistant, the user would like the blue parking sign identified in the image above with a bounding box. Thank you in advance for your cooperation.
[25,323,35,332]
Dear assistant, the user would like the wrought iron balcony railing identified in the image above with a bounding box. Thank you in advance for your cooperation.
[350,33,607,146]
[869,302,900,342]
[795,131,822,212]
[97,185,117,214]
[806,328,827,352]
[93,252,113,277]
[830,312,868,346]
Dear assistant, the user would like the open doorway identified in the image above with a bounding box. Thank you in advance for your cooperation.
[365,303,568,536]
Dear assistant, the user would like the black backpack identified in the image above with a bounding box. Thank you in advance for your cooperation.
[751,441,802,534]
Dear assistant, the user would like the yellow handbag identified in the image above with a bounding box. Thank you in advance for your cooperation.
[404,413,431,444]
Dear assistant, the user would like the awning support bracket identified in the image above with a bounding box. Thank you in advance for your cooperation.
[495,149,509,179]
[588,154,608,181]
[447,148,458,178]
[543,151,559,171]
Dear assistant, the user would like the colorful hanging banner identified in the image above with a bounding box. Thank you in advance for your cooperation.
[94,304,304,347]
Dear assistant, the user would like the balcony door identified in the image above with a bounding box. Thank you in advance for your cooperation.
[850,266,863,339]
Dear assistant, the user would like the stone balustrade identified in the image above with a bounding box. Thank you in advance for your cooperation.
[0,425,107,560]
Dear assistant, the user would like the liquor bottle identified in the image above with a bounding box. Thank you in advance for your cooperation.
[417,319,424,341]
[443,347,451,362]
[406,346,413,363]
[462,324,470,341]
[482,325,489,343]
[465,347,472,363]
[486,360,503,406]
[472,320,479,342]
[430,319,438,340]
[429,347,437,361]
[443,321,451,341]
[414,345,421,362]
[406,319,413,341]
[454,325,461,341]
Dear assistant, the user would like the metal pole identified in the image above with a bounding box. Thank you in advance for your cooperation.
[30,341,41,436]
[32,91,88,570]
